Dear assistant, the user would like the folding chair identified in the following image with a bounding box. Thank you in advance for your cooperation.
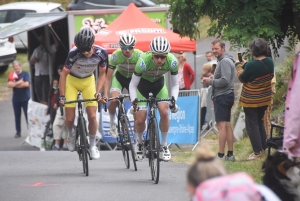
[266,121,284,156]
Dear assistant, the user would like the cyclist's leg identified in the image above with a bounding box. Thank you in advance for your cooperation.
[65,75,78,151]
[81,75,100,159]
[156,83,171,161]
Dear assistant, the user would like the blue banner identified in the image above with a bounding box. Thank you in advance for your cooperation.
[167,96,199,144]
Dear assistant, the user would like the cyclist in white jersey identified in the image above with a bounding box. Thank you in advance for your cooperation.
[59,28,108,159]
[129,36,179,161]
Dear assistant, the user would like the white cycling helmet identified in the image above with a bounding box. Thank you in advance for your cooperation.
[150,36,171,54]
[119,33,136,47]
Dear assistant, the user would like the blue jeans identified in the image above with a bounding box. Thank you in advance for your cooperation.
[12,101,28,133]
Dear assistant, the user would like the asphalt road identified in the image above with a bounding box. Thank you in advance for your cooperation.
[0,99,190,201]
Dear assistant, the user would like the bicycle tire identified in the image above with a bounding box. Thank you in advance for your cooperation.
[43,120,54,150]
[149,118,160,184]
[122,116,137,171]
[118,120,130,169]
[79,116,89,176]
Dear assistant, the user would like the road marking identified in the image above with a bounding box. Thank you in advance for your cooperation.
[20,182,59,187]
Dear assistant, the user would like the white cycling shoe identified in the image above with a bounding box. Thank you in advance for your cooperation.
[135,143,144,161]
[89,146,100,160]
[109,123,119,138]
[160,146,171,162]
[67,134,76,152]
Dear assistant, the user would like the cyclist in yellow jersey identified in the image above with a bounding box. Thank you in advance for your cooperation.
[59,28,108,160]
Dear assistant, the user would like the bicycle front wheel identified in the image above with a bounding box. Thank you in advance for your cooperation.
[122,116,137,171]
[149,118,160,184]
[79,116,89,176]
[119,120,130,169]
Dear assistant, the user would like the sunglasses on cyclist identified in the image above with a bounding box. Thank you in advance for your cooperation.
[153,54,167,60]
[121,46,134,50]
[79,46,92,53]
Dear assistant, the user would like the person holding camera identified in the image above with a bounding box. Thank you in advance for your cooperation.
[236,38,274,160]
[203,39,236,162]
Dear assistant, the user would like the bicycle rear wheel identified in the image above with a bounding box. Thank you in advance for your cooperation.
[149,118,160,184]
[122,116,137,171]
[43,120,54,150]
[79,116,89,176]
[119,120,130,169]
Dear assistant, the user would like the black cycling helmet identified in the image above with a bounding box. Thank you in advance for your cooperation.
[74,28,94,52]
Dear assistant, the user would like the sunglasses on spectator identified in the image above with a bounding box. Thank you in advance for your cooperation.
[80,46,92,53]
[153,54,167,59]
[121,46,134,50]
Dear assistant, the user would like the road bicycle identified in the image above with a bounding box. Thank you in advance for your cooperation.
[60,91,98,176]
[133,93,175,184]
[105,94,137,171]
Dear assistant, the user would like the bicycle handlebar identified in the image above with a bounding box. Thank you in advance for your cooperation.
[59,98,99,116]
[104,94,130,112]
[133,96,175,113]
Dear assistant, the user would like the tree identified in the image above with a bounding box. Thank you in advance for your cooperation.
[166,0,300,56]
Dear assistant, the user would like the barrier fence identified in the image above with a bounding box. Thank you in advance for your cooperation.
[96,88,216,150]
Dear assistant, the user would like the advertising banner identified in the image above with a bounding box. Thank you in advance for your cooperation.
[167,96,199,144]
[26,99,50,149]
[74,11,167,34]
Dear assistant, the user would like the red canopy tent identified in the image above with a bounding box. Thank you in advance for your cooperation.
[94,3,196,54]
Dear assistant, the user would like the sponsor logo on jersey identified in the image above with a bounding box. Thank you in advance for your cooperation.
[69,52,81,63]
[112,54,117,62]
[170,60,178,69]
[139,60,146,71]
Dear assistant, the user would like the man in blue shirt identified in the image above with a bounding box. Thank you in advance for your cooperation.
[7,61,30,138]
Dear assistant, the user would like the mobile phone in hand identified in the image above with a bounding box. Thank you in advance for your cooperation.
[237,52,242,62]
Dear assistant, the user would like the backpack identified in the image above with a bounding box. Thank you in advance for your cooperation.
[193,173,262,201]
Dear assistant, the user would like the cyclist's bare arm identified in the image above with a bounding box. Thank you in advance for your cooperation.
[95,66,106,100]
[59,66,70,104]
[103,67,115,99]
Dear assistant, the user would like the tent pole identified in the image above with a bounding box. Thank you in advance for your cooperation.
[193,51,196,89]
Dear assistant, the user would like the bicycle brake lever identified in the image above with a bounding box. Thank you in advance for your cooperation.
[104,103,107,112]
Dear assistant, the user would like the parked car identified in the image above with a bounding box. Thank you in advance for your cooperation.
[66,0,156,10]
[0,37,16,74]
[0,2,65,50]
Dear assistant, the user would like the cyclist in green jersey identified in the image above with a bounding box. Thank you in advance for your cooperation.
[129,36,179,161]
[103,33,142,139]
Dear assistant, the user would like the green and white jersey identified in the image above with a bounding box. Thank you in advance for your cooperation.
[109,48,143,78]
[134,52,179,82]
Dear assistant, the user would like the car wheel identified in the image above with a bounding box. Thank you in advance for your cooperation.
[0,65,9,74]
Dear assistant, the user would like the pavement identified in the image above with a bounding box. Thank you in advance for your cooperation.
[0,98,190,201]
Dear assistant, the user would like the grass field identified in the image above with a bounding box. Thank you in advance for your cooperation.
[171,132,269,183]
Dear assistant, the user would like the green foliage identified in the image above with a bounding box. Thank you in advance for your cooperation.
[166,0,300,56]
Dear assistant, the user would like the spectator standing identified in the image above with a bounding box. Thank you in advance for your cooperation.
[7,61,30,138]
[206,51,214,62]
[30,29,59,105]
[236,38,274,160]
[177,52,195,90]
[283,52,300,158]
[203,39,236,161]
[47,78,59,124]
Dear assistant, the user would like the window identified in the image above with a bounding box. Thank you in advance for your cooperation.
[115,0,134,6]
[87,0,113,5]
[0,10,7,23]
[6,10,35,23]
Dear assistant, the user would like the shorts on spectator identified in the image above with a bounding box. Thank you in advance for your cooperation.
[53,109,68,140]
[213,92,234,122]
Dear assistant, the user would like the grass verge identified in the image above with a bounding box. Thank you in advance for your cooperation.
[171,132,269,183]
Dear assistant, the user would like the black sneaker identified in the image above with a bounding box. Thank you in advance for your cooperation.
[52,146,60,151]
[14,133,21,138]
